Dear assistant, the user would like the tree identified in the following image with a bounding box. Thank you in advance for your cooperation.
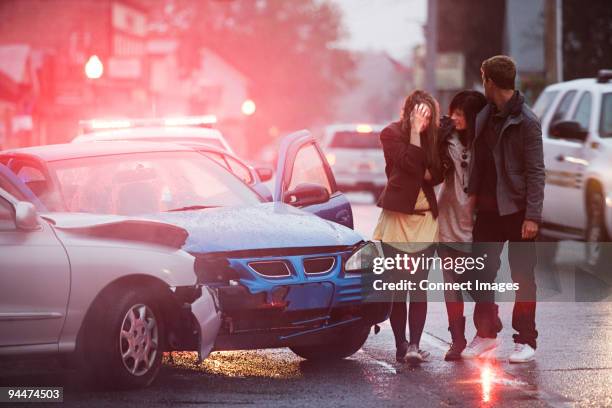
[563,0,612,80]
[154,0,355,149]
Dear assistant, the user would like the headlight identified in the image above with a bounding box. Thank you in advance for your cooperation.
[345,241,382,273]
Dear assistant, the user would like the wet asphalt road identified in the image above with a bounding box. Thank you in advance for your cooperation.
[1,194,611,407]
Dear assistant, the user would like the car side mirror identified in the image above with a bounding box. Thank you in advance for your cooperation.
[282,183,330,207]
[255,166,274,182]
[15,201,40,231]
[550,120,588,142]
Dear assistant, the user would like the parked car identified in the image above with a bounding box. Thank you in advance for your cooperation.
[75,115,233,152]
[534,69,612,272]
[0,133,390,361]
[73,116,275,199]
[321,124,386,200]
[0,178,221,389]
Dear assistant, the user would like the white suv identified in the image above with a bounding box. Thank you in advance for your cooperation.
[535,70,612,271]
[321,124,386,199]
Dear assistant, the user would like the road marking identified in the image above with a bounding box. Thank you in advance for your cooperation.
[357,349,397,374]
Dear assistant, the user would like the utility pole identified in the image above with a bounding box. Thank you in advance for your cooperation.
[555,0,563,82]
[545,0,563,83]
[425,0,438,98]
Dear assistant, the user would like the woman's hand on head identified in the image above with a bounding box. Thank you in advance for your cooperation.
[410,103,431,133]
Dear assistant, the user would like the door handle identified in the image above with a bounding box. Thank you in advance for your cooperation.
[555,154,565,162]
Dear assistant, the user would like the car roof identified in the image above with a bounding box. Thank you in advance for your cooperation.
[544,78,612,93]
[324,123,385,133]
[73,126,225,142]
[1,141,194,162]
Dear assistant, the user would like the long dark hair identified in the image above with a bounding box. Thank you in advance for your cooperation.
[449,90,487,145]
[399,90,441,176]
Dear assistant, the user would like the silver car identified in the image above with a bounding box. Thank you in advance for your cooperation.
[0,183,221,389]
[321,124,386,200]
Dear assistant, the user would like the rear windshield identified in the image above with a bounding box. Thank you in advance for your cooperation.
[329,131,381,149]
[532,90,559,119]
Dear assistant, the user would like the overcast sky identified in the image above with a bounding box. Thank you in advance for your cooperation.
[330,0,427,61]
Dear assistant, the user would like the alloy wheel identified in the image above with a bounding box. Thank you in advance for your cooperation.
[119,304,159,377]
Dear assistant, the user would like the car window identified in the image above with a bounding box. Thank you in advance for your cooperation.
[0,195,16,230]
[600,93,612,138]
[572,92,592,130]
[532,90,559,119]
[288,143,332,194]
[550,90,577,125]
[329,131,381,149]
[225,156,253,185]
[47,151,262,215]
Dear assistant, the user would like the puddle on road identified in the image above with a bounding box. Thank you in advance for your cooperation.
[163,351,303,379]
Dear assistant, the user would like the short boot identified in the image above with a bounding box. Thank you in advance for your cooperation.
[445,316,467,361]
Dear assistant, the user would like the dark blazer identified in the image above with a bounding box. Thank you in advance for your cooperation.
[376,121,442,217]
[467,94,545,223]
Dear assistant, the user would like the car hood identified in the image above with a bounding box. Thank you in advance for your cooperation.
[143,202,363,253]
[43,212,188,249]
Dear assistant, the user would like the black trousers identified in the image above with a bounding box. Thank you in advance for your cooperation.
[383,244,435,348]
[438,245,471,325]
[473,210,538,349]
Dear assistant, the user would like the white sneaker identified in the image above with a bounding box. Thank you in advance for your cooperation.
[460,336,500,359]
[509,343,536,363]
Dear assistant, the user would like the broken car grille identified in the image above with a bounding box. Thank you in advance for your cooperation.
[303,256,336,275]
[247,260,292,278]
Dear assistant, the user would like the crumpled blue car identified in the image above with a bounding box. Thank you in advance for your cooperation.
[0,130,390,360]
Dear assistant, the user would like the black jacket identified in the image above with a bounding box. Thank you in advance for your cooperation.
[467,92,545,223]
[376,121,442,217]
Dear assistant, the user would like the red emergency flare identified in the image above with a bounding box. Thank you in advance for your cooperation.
[85,55,104,79]
[481,362,492,403]
[241,99,256,116]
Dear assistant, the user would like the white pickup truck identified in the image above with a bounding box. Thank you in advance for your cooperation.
[535,69,612,273]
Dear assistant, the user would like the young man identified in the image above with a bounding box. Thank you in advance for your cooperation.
[462,55,545,363]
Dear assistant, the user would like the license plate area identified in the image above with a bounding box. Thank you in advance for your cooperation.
[286,282,334,311]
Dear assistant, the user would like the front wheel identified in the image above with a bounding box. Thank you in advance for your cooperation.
[585,189,612,275]
[81,288,165,389]
[290,325,370,361]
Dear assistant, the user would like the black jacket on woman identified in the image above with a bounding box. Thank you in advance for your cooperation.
[376,121,443,218]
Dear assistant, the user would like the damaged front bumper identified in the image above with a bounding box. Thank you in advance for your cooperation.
[166,285,221,361]
[211,282,390,351]
[190,287,222,360]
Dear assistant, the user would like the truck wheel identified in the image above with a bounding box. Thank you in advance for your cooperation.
[585,188,612,274]
[536,233,559,268]
[81,288,165,389]
[290,325,370,361]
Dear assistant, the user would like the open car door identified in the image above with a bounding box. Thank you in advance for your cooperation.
[0,163,46,211]
[274,130,353,229]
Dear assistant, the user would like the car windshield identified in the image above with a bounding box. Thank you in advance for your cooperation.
[329,131,381,149]
[600,93,612,138]
[46,151,262,215]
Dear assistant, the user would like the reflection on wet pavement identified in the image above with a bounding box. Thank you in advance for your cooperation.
[164,350,303,379]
